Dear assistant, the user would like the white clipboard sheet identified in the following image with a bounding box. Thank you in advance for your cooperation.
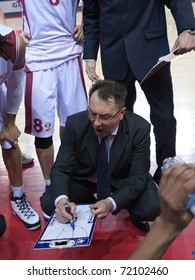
[34,204,96,249]
[140,47,179,84]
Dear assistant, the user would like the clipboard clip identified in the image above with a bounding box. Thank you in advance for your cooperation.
[49,239,75,248]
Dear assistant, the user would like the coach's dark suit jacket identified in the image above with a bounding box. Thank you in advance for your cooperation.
[83,0,195,81]
[50,110,157,213]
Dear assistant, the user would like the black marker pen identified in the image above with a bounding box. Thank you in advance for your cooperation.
[64,202,75,230]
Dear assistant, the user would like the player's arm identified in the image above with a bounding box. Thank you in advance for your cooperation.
[128,164,195,260]
[13,32,29,70]
[0,8,23,147]
[74,1,84,42]
[2,63,24,148]
[7,23,30,117]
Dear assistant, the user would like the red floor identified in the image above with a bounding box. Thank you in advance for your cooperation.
[0,160,195,260]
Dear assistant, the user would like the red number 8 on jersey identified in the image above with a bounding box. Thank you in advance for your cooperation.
[49,0,60,6]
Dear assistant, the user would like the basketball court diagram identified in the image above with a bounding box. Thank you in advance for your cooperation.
[34,204,96,249]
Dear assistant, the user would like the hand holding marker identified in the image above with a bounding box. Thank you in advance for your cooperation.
[64,202,75,230]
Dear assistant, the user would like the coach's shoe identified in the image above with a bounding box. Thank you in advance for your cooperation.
[0,214,6,237]
[21,152,34,165]
[132,220,150,232]
[10,193,41,230]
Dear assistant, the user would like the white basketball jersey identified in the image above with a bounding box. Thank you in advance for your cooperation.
[18,0,83,71]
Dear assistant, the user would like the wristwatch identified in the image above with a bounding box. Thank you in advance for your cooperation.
[184,29,195,35]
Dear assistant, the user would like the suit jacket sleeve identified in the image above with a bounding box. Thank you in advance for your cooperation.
[164,0,195,32]
[83,0,100,60]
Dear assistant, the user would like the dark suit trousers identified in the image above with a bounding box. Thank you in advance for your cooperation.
[40,177,160,222]
[107,63,176,184]
[141,64,176,183]
[127,175,160,222]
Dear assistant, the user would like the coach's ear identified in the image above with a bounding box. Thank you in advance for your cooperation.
[119,107,126,121]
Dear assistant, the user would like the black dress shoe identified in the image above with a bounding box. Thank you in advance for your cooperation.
[0,214,6,237]
[132,220,150,232]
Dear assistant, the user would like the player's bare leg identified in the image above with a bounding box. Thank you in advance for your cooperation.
[36,145,54,185]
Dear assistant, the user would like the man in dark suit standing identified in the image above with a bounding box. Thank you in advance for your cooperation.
[41,80,160,232]
[82,0,195,185]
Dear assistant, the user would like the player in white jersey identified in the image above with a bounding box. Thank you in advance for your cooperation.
[0,8,40,232]
[18,0,88,189]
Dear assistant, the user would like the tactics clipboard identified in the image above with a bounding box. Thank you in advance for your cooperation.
[140,47,179,84]
[34,204,96,249]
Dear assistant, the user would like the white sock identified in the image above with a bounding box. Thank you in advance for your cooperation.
[45,179,51,187]
[11,185,24,198]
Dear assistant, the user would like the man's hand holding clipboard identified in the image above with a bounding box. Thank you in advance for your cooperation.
[140,47,179,84]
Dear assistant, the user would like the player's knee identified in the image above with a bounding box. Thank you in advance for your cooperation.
[34,136,53,149]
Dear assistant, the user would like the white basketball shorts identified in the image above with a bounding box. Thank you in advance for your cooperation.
[24,56,88,137]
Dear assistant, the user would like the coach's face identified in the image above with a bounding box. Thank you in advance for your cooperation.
[88,91,126,138]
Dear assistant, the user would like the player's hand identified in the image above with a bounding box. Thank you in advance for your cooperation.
[20,33,31,45]
[85,61,101,82]
[158,163,195,230]
[73,26,84,42]
[89,198,113,219]
[0,124,21,149]
[55,198,76,223]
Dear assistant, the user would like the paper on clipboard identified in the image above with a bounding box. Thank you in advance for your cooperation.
[34,204,96,250]
[140,47,179,84]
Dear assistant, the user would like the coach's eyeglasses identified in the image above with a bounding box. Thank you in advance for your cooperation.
[87,107,122,123]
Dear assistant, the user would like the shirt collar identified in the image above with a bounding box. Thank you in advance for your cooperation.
[98,126,119,142]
